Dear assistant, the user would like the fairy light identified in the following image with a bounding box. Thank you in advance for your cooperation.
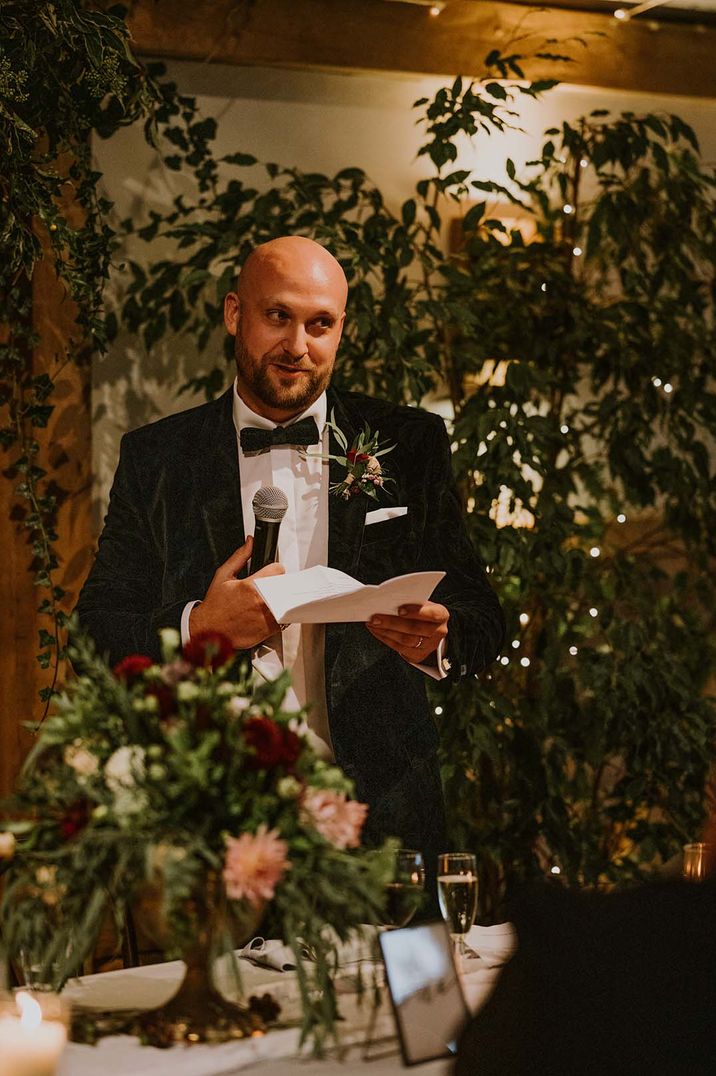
[563,203,574,215]
[569,645,578,656]
[617,513,627,524]
[434,705,443,715]
[560,424,569,434]
[511,639,520,649]
[519,613,529,625]
[614,7,628,18]
[579,159,588,169]
[589,607,599,618]
[520,657,531,668]
[663,382,673,393]
[540,282,548,292]
[429,2,444,14]
[500,655,509,665]
[652,377,662,387]
[590,546,601,558]
[550,865,561,875]
[572,246,583,256]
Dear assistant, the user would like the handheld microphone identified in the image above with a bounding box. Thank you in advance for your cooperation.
[249,486,289,574]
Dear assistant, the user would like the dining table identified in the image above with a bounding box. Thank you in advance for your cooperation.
[56,926,513,1076]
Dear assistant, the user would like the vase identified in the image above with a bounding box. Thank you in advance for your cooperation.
[133,872,269,1046]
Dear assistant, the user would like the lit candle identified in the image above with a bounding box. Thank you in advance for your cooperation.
[0,992,67,1076]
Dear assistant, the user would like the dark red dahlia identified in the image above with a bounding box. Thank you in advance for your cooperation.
[60,800,89,841]
[244,716,302,770]
[112,654,153,683]
[146,682,177,721]
[347,449,370,464]
[183,631,234,670]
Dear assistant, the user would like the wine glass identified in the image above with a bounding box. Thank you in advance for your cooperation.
[383,849,426,928]
[437,852,478,960]
[683,842,711,882]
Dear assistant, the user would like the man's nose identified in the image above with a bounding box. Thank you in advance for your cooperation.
[282,324,308,361]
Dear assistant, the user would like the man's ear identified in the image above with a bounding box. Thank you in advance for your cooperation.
[336,310,346,344]
[224,292,240,336]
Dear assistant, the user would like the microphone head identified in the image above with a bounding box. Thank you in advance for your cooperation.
[252,486,289,523]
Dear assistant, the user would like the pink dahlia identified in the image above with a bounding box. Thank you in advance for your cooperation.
[223,825,289,905]
[301,788,368,850]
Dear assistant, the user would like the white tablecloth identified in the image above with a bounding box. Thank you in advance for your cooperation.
[57,943,504,1075]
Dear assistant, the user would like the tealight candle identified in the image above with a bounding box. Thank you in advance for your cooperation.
[0,992,67,1076]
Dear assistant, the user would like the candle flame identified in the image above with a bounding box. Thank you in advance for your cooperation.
[16,991,43,1031]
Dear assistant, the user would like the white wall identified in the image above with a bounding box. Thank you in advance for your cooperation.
[91,60,716,517]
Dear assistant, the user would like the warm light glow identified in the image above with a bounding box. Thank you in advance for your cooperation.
[520,657,531,668]
[512,639,520,649]
[579,159,588,169]
[434,705,443,715]
[590,546,601,558]
[16,992,43,1032]
[551,865,561,874]
[519,613,529,625]
[617,513,627,524]
[589,607,598,618]
[572,246,583,256]
[652,377,662,387]
[540,282,548,292]
[560,424,569,434]
[663,382,673,393]
[614,8,628,19]
[429,2,444,13]
[569,646,578,656]
[500,655,509,665]
[563,203,574,215]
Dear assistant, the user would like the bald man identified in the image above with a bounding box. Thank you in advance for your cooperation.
[76,236,504,878]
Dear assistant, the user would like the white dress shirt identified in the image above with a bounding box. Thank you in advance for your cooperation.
[182,378,448,759]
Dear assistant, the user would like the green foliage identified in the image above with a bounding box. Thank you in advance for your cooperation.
[1,626,393,1050]
[110,63,716,914]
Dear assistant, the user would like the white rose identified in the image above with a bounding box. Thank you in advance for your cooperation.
[105,746,145,792]
[64,742,99,778]
[112,788,148,818]
[160,627,181,661]
[0,832,16,859]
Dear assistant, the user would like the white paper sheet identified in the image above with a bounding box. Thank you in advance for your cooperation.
[253,566,445,624]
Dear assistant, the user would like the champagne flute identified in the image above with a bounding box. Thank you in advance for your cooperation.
[437,852,478,960]
[383,849,426,928]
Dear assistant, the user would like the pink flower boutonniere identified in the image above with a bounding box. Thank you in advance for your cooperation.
[317,410,396,501]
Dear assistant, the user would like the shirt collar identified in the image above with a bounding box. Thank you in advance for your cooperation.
[232,377,327,440]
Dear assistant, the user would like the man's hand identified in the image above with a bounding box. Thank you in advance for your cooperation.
[189,536,284,650]
[366,601,449,664]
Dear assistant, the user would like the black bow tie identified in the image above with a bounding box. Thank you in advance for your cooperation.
[239,417,320,454]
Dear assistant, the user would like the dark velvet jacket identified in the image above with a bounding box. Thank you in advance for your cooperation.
[76,385,504,851]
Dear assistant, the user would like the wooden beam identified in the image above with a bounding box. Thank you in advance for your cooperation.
[125,0,716,99]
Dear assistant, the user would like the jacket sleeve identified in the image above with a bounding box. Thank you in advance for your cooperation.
[418,416,505,681]
[73,433,186,667]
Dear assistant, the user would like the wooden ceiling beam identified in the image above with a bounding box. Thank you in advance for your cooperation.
[124,0,716,99]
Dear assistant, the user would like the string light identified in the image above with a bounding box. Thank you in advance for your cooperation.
[617,513,627,523]
[663,382,673,393]
[520,657,531,668]
[563,203,574,215]
[540,282,548,292]
[512,639,520,649]
[434,705,443,715]
[652,377,662,387]
[590,546,601,558]
[569,645,578,656]
[429,2,444,14]
[572,246,583,256]
[614,7,628,18]
[560,424,569,434]
[500,655,510,665]
[519,613,530,625]
[579,159,588,169]
[589,607,598,618]
[550,865,561,874]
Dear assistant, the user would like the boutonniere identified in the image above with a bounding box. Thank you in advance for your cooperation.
[303,410,396,501]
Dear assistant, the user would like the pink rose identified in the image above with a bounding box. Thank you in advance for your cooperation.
[301,788,368,849]
[223,825,289,905]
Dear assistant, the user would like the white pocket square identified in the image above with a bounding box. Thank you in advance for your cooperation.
[365,506,408,525]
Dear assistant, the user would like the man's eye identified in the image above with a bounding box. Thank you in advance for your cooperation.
[312,318,334,331]
[268,309,289,322]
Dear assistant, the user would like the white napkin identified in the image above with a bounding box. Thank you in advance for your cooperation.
[463,923,517,968]
[237,937,302,972]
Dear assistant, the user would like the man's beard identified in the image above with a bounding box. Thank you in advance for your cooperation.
[234,331,332,414]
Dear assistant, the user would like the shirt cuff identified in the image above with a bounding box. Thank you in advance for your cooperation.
[181,600,201,646]
[409,636,451,681]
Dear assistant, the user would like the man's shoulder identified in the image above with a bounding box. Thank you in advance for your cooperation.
[121,387,231,453]
[330,387,445,436]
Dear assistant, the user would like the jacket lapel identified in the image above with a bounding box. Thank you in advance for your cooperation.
[189,386,247,577]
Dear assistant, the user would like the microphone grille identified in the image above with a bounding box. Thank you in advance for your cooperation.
[252,485,289,523]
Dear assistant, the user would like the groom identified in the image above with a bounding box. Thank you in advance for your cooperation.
[76,236,504,867]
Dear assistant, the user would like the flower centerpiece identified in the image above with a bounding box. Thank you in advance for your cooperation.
[0,627,393,1050]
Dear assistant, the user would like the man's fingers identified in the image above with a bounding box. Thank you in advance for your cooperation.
[396,602,449,623]
[252,562,286,578]
[215,536,253,581]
